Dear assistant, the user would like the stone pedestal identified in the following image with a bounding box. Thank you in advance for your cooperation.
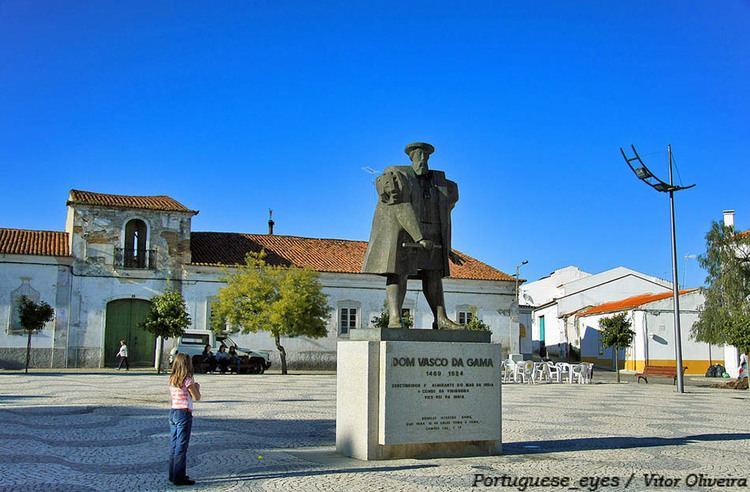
[336,328,502,460]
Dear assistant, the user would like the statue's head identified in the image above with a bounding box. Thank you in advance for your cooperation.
[405,142,434,176]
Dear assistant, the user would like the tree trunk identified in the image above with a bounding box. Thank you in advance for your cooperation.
[155,336,163,374]
[274,332,287,375]
[614,347,620,383]
[25,330,32,374]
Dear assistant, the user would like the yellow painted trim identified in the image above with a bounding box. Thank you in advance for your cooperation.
[629,359,714,375]
[582,357,714,375]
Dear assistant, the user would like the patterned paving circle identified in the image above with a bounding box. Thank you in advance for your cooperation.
[0,372,748,491]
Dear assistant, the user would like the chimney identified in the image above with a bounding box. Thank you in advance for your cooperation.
[268,209,275,235]
[723,210,735,229]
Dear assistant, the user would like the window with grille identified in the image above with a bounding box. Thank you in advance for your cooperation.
[457,311,474,325]
[340,307,357,335]
[124,219,148,268]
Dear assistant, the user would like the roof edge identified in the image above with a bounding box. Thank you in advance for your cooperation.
[67,189,199,215]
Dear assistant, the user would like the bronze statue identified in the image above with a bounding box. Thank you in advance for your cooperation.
[362,142,463,330]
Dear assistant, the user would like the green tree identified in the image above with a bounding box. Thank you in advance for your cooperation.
[211,252,331,375]
[17,296,55,374]
[465,308,491,332]
[140,290,191,374]
[692,221,750,353]
[370,302,413,329]
[599,312,635,382]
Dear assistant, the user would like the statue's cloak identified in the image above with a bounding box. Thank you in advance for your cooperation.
[362,166,458,278]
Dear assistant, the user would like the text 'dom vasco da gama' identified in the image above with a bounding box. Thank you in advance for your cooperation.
[378,341,501,445]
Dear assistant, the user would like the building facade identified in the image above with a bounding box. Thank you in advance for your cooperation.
[522,266,673,359]
[575,290,723,375]
[0,190,519,369]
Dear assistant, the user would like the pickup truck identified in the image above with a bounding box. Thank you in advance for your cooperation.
[169,331,272,374]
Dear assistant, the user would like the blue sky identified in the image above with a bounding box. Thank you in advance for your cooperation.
[1,1,748,287]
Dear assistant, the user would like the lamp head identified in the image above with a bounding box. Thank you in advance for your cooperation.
[634,167,652,179]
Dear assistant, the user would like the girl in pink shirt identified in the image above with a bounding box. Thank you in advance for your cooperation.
[168,353,201,486]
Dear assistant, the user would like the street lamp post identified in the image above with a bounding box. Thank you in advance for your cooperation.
[509,260,528,361]
[620,144,695,394]
[514,260,528,304]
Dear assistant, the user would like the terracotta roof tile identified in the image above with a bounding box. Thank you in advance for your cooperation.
[67,189,197,214]
[190,232,514,281]
[578,289,696,317]
[0,228,70,257]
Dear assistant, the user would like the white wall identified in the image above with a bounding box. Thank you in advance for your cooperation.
[548,271,671,356]
[577,311,633,368]
[558,274,671,317]
[0,256,62,349]
[0,254,73,368]
[577,291,723,374]
[531,303,560,356]
[181,267,517,367]
[520,266,590,307]
[68,274,172,367]
[638,292,722,368]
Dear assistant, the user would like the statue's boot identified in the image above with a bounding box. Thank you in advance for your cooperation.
[387,321,403,329]
[437,316,464,330]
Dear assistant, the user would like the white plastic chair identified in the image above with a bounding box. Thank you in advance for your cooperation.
[501,360,514,383]
[556,362,571,383]
[518,360,536,384]
[547,362,562,383]
[532,362,547,382]
[581,362,594,384]
[570,364,586,384]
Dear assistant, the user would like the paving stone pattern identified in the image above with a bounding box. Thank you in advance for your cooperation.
[0,371,748,491]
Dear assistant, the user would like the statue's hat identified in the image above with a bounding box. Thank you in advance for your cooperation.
[404,142,435,156]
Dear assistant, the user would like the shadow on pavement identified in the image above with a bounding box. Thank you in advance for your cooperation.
[201,464,439,484]
[505,432,750,455]
[0,395,45,402]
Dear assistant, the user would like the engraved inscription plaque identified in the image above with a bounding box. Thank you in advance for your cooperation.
[378,341,501,445]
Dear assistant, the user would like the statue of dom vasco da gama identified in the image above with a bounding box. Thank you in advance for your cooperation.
[362,142,465,330]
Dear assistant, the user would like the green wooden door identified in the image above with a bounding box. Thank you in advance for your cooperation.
[539,315,545,341]
[105,299,155,367]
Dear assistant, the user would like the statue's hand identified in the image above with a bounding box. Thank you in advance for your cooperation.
[418,239,434,250]
[449,250,464,265]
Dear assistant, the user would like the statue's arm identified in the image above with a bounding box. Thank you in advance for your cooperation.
[375,169,424,243]
[392,203,424,243]
[448,180,459,209]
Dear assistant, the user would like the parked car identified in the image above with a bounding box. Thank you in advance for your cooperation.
[169,331,271,374]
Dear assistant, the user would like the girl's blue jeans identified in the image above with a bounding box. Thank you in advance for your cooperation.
[169,409,193,483]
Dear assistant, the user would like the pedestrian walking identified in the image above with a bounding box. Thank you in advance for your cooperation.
[168,352,201,486]
[116,339,129,370]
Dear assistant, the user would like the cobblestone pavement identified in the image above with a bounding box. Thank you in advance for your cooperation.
[0,371,748,491]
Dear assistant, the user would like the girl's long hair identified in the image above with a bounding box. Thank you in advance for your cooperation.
[169,353,194,388]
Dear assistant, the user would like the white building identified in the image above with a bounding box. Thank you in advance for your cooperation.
[523,266,672,359]
[574,290,723,375]
[718,209,748,378]
[0,190,519,369]
[519,266,590,356]
[519,265,591,308]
